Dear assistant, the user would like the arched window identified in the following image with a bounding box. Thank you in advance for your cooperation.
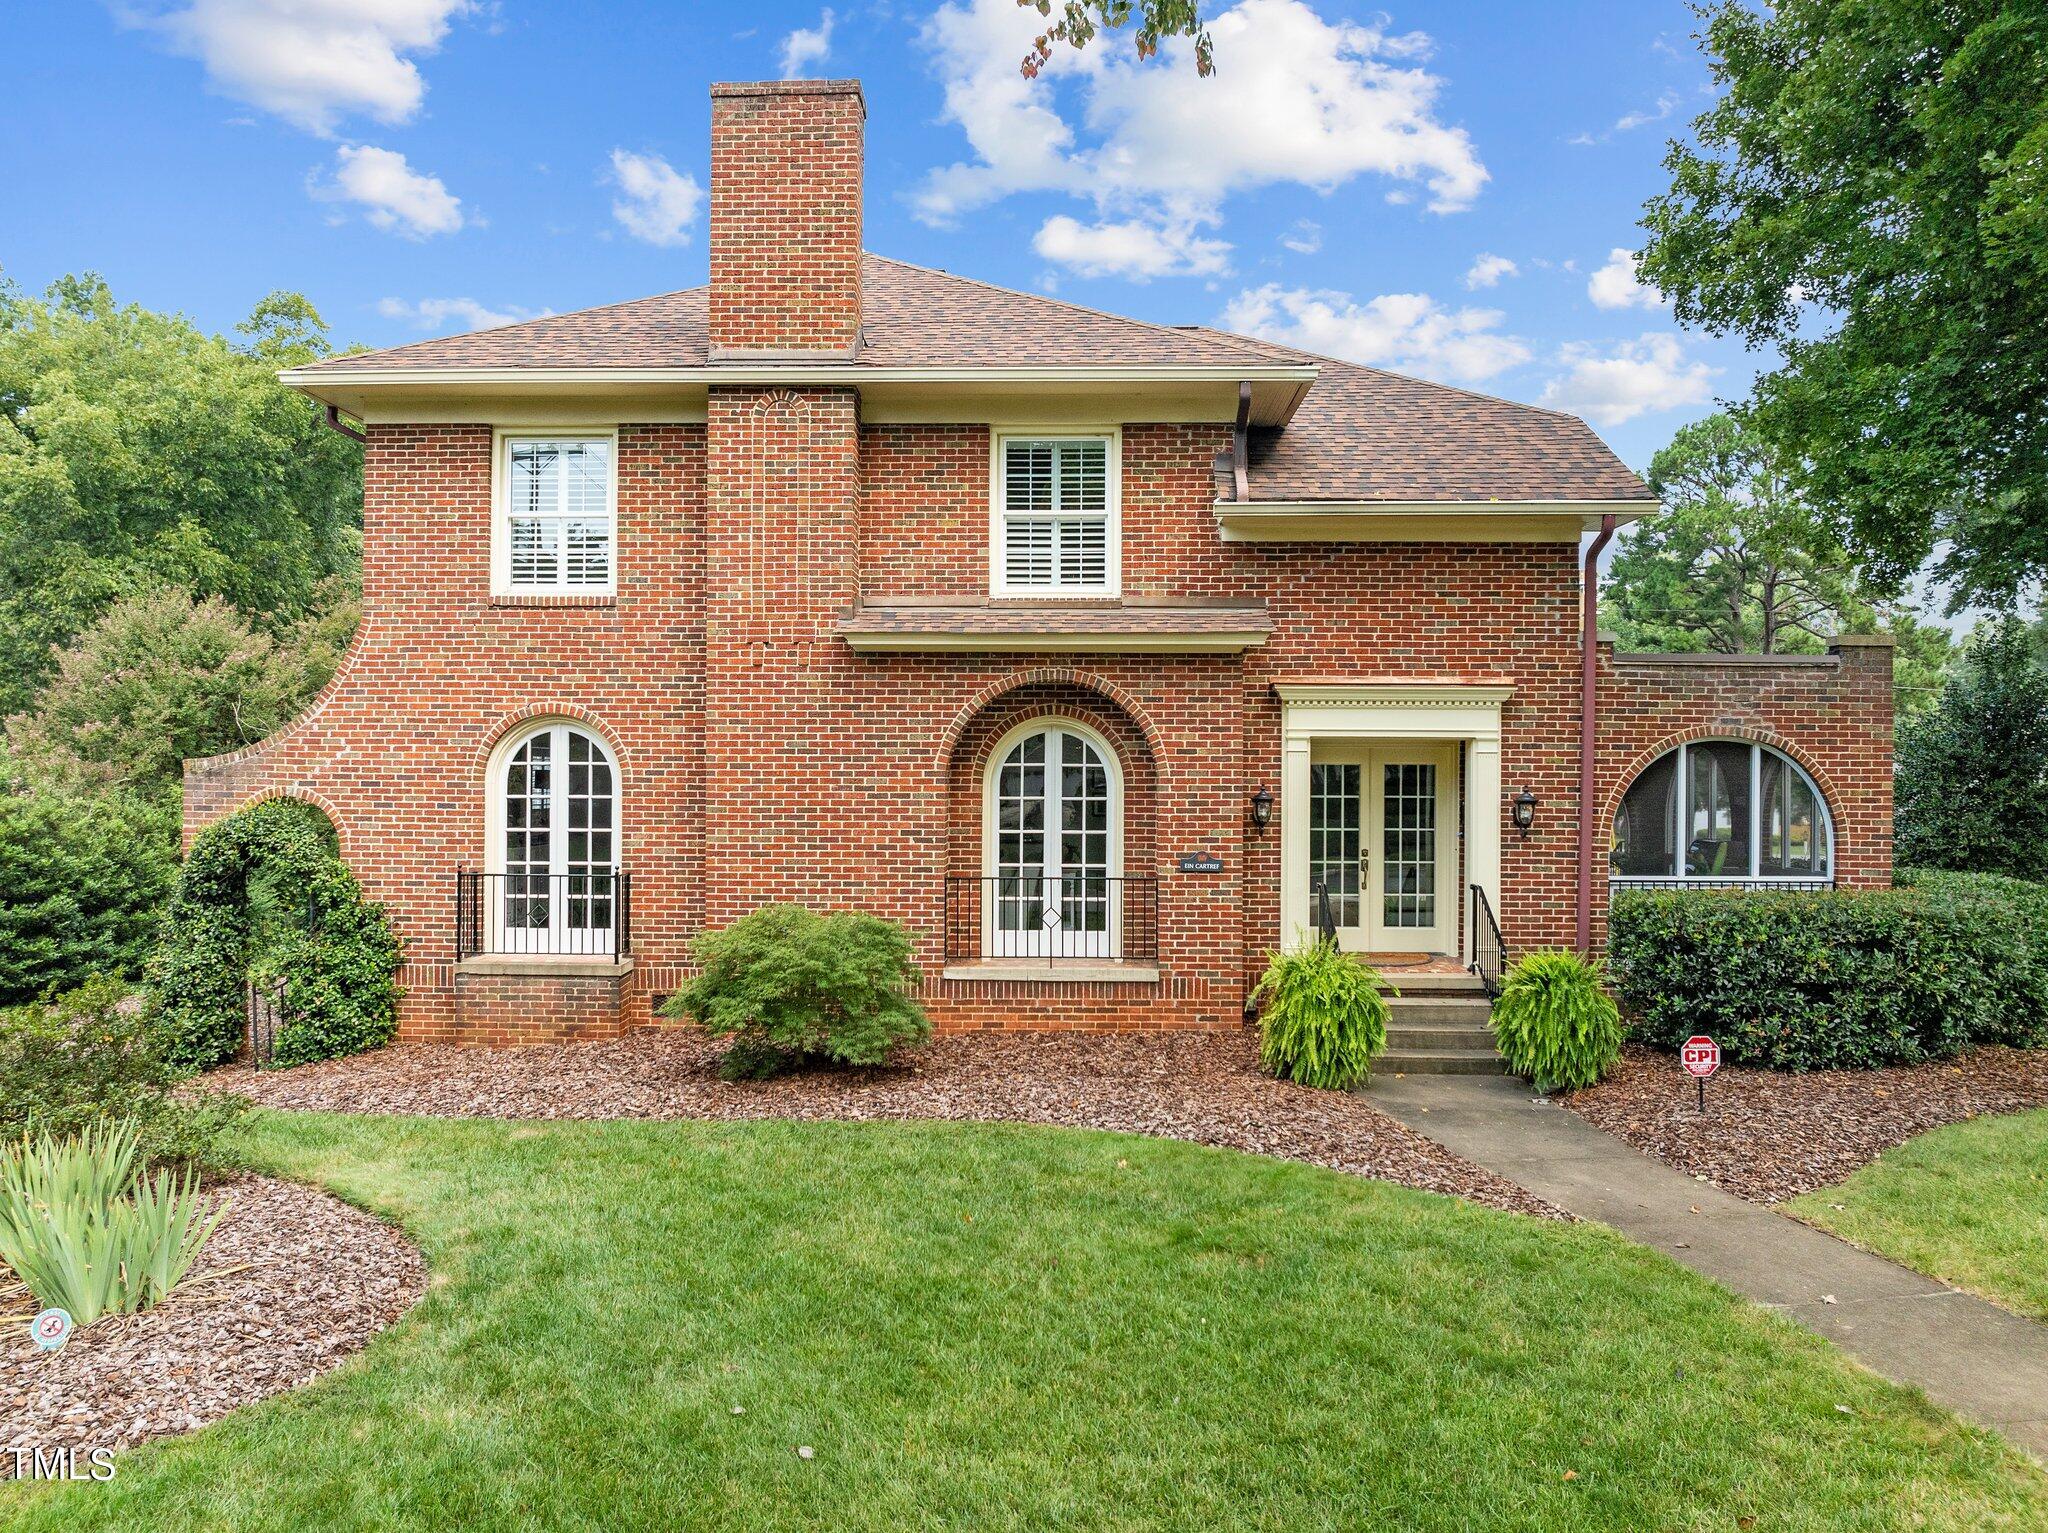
[489,721,620,953]
[983,719,1121,957]
[1611,740,1832,885]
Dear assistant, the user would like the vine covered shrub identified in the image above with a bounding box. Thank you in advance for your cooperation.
[150,799,402,1070]
[1251,940,1391,1091]
[0,978,245,1170]
[663,905,930,1080]
[1609,884,2048,1070]
[1489,950,1623,1092]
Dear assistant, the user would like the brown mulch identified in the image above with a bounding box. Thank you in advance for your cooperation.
[213,1028,1561,1219]
[1564,1044,2048,1205]
[0,1174,425,1467]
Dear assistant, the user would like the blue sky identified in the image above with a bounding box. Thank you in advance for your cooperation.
[3,0,1763,473]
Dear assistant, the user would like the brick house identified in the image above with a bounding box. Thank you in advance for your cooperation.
[184,79,1894,1046]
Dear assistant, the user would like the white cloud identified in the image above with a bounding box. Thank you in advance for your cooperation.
[375,297,547,332]
[318,145,464,236]
[1538,334,1716,425]
[126,0,471,136]
[607,149,704,247]
[1220,283,1531,383]
[1615,89,1681,132]
[1034,215,1232,280]
[1280,220,1322,255]
[915,0,1488,237]
[779,9,835,78]
[1465,252,1517,290]
[1587,247,1664,310]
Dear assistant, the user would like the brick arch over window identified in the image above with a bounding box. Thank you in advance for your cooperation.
[944,682,1160,880]
[935,667,1166,773]
[1601,725,1845,873]
[472,703,632,780]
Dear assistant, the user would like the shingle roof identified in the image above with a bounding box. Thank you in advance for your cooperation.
[294,256,1294,375]
[1194,338,1651,505]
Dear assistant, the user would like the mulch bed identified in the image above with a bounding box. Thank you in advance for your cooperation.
[0,1174,425,1470]
[1564,1044,2048,1204]
[214,1029,1560,1219]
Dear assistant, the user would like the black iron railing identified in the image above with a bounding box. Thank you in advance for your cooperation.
[1470,883,1506,998]
[1608,877,1834,892]
[1315,881,1340,945]
[245,978,285,1067]
[456,869,632,959]
[944,874,1159,966]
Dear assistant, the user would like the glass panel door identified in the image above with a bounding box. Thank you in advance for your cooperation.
[1307,757,1365,948]
[1364,745,1456,954]
[991,725,1114,958]
[496,724,618,954]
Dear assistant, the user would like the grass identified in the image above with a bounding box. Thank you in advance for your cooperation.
[1789,1109,2048,1322]
[5,1112,2045,1531]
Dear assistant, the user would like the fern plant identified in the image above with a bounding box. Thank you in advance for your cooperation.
[0,1120,228,1324]
[1489,949,1623,1092]
[1250,940,1392,1090]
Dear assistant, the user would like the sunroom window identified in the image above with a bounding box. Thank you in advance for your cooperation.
[995,434,1117,595]
[502,436,614,594]
[1611,741,1832,885]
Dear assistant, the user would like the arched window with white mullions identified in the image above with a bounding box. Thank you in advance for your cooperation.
[983,718,1121,958]
[487,721,621,954]
[1610,740,1833,886]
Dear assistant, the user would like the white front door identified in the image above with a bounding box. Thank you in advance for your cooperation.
[1307,742,1457,955]
[988,723,1117,958]
[496,723,619,955]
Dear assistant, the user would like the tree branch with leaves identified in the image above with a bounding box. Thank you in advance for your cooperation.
[1016,1,1213,76]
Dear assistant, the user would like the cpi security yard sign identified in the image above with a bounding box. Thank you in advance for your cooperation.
[1682,1035,1720,1112]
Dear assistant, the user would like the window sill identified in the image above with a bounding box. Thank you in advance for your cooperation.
[940,960,1159,985]
[456,956,634,978]
[489,593,618,608]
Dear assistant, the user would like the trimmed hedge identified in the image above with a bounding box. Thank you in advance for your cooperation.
[1609,879,2048,1070]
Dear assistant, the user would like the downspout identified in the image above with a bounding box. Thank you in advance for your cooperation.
[1576,514,1618,952]
[1232,381,1251,502]
[323,404,367,444]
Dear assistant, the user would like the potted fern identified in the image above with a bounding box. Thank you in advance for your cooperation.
[1488,949,1623,1092]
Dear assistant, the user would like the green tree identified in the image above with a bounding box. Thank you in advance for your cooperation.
[1895,620,2048,880]
[0,273,360,714]
[4,584,356,794]
[1016,1,1212,75]
[1638,1,2048,607]
[1606,413,1956,717]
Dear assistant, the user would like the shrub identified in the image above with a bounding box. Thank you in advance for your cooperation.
[150,798,402,1070]
[1608,883,2048,1070]
[0,977,245,1170]
[0,1119,227,1324]
[1489,950,1623,1092]
[664,905,930,1080]
[1250,940,1391,1091]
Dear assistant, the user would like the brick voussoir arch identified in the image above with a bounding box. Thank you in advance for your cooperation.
[935,667,1167,772]
[1600,724,1848,861]
[182,615,379,776]
[472,703,633,778]
[208,787,354,861]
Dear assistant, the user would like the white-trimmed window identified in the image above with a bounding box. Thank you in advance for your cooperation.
[496,433,616,595]
[981,717,1122,957]
[992,431,1120,596]
[1610,740,1834,885]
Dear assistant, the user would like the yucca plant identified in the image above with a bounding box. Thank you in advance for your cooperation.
[1250,939,1392,1090]
[1489,949,1623,1092]
[0,1120,228,1325]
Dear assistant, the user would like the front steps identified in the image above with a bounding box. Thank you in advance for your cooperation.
[1378,973,1505,1075]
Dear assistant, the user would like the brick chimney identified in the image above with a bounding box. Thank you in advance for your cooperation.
[708,80,865,360]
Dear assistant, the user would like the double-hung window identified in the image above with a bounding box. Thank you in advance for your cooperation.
[993,432,1119,596]
[498,434,615,595]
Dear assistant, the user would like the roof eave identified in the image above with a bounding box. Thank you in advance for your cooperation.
[1216,499,1659,544]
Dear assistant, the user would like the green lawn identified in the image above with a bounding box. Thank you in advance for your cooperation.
[6,1112,2044,1531]
[1790,1109,2048,1323]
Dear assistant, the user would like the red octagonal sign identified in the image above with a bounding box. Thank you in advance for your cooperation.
[1681,1036,1720,1079]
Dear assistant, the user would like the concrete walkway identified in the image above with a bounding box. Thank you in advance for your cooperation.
[1367,1071,2048,1459]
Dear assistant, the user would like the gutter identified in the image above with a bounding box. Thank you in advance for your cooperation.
[1575,513,1618,952]
[322,404,366,444]
[1232,381,1251,502]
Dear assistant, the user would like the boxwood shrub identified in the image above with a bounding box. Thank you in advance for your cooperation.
[1608,878,2048,1070]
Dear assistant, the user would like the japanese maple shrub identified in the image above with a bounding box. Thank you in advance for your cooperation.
[1250,940,1391,1091]
[1488,949,1623,1093]
[664,905,930,1080]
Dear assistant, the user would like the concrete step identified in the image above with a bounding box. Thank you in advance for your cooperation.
[1378,971,1486,995]
[1385,995,1493,1022]
[1384,1021,1497,1051]
[1377,1048,1508,1076]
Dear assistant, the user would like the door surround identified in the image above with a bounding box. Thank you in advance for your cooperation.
[1276,683,1510,964]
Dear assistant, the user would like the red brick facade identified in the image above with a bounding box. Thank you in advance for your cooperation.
[186,77,1896,1043]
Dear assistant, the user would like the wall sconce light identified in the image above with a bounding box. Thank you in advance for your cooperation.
[1248,785,1274,832]
[1512,788,1538,838]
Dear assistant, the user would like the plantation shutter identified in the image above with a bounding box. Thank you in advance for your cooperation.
[506,439,613,590]
[1002,438,1110,590]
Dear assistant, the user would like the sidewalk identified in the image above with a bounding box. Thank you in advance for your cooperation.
[1367,1071,2048,1459]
